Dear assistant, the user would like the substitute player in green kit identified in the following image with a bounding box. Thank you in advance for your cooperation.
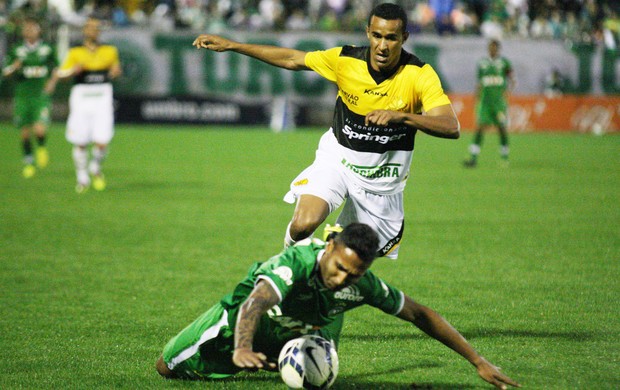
[155,223,520,389]
[2,17,58,178]
[464,39,514,168]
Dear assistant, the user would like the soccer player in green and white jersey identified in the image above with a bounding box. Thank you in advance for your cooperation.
[464,39,515,168]
[2,17,58,178]
[156,223,520,389]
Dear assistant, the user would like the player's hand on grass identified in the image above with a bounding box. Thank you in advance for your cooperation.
[232,347,277,371]
[192,35,233,52]
[475,357,521,389]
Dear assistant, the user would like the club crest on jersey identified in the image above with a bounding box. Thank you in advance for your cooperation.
[273,266,293,286]
[334,286,364,302]
[387,98,406,111]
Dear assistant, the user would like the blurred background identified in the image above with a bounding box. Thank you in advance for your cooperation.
[1,0,619,133]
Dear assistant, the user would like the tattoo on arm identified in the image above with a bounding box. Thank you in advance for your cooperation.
[235,281,280,350]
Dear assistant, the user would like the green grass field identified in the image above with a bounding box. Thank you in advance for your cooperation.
[1,123,618,389]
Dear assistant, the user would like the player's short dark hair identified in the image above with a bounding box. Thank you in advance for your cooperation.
[333,223,379,264]
[368,3,408,33]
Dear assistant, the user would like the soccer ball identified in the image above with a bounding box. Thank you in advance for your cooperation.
[278,335,339,389]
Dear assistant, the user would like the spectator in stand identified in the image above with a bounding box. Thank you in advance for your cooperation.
[429,0,456,35]
[529,12,553,39]
[480,0,508,39]
[563,11,583,42]
[258,0,285,30]
[547,10,565,39]
[285,8,311,30]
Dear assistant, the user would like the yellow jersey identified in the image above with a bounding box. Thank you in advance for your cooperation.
[60,44,120,84]
[304,46,451,193]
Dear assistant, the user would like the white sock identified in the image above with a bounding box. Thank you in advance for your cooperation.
[284,222,296,248]
[89,146,107,175]
[72,146,89,184]
[469,144,481,155]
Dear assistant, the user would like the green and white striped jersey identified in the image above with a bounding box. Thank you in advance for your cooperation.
[4,40,58,98]
[477,56,512,105]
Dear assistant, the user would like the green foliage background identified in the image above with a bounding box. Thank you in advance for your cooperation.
[1,124,618,389]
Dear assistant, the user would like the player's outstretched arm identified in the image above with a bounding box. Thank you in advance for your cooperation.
[397,295,520,389]
[233,280,280,370]
[192,34,309,71]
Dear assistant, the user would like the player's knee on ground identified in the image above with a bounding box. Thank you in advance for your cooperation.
[155,356,176,378]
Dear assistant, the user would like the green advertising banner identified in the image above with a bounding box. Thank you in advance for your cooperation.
[98,30,620,99]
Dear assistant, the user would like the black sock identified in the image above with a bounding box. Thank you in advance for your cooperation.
[23,139,33,157]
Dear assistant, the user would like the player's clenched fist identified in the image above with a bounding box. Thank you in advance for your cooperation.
[192,35,233,52]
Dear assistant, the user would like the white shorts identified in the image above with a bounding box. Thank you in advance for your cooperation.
[65,83,114,145]
[285,153,405,259]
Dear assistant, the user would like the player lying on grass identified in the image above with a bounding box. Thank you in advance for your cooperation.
[155,223,520,389]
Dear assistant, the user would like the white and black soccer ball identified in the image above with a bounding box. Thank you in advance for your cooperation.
[278,335,339,390]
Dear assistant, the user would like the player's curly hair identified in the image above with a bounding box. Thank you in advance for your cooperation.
[368,3,408,34]
[332,223,379,264]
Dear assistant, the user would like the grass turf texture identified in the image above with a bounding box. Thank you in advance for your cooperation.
[1,123,618,389]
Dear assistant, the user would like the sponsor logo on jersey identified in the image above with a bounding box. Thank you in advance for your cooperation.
[340,89,359,106]
[293,178,308,186]
[272,266,293,286]
[481,75,505,87]
[22,66,49,78]
[341,125,408,145]
[334,285,364,302]
[363,89,388,97]
[341,158,401,179]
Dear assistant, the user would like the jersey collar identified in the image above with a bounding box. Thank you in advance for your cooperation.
[366,48,409,84]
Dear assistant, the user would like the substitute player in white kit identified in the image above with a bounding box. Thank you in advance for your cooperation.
[53,17,121,193]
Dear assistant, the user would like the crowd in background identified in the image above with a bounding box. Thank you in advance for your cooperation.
[1,0,620,48]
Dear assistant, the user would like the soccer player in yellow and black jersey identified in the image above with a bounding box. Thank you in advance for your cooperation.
[193,3,460,260]
[51,17,121,193]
